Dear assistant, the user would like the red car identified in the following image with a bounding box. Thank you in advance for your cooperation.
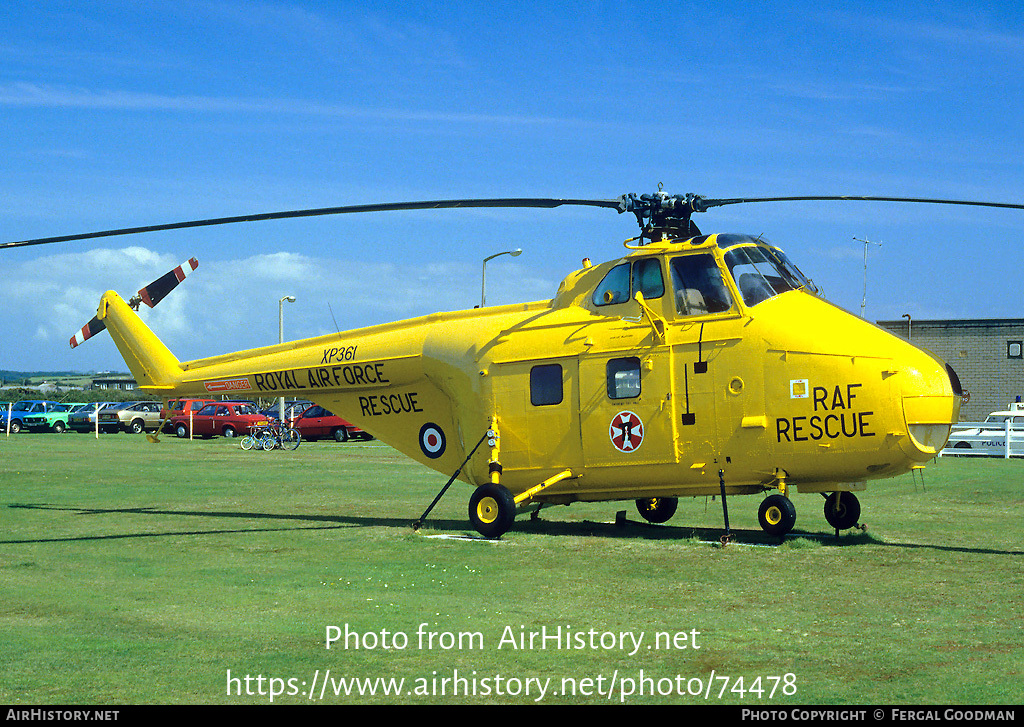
[161,397,217,422]
[291,404,369,442]
[170,401,269,439]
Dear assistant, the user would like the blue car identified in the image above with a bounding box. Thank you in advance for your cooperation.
[2,400,68,434]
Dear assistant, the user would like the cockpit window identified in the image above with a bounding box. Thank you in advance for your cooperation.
[670,254,733,316]
[592,258,664,307]
[724,245,815,307]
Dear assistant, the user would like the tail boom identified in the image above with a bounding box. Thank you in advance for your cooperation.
[97,290,182,392]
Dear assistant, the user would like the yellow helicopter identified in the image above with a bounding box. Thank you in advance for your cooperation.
[6,192,1019,540]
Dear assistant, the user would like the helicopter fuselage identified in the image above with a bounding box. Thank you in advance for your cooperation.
[99,233,961,521]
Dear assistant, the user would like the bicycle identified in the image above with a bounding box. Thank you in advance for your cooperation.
[240,423,276,450]
[259,422,301,451]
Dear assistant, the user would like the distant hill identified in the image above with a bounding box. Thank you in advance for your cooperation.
[0,370,129,381]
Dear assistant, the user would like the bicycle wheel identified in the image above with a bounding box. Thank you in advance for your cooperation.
[282,428,301,450]
[260,434,277,450]
[240,435,256,450]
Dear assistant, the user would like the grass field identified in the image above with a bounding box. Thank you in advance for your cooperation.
[1,432,1021,705]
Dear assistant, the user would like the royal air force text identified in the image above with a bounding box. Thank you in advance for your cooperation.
[253,360,424,419]
[254,362,388,393]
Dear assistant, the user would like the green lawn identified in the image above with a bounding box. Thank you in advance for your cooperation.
[1,433,1021,705]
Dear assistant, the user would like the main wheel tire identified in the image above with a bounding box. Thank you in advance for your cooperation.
[758,494,797,536]
[468,483,516,539]
[635,496,678,524]
[823,491,861,530]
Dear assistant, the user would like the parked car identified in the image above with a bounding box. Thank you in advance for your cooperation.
[24,401,83,433]
[944,402,1024,457]
[260,400,312,424]
[290,404,370,442]
[170,401,270,439]
[98,401,164,434]
[161,397,217,429]
[2,400,67,433]
[68,402,120,432]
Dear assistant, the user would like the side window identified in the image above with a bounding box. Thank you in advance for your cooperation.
[592,263,631,306]
[593,259,665,307]
[530,364,563,406]
[670,254,733,316]
[631,258,664,300]
[607,357,641,399]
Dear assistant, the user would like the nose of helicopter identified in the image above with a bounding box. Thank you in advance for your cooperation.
[896,346,963,461]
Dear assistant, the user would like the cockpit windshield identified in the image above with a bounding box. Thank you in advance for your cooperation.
[670,253,733,316]
[723,244,818,307]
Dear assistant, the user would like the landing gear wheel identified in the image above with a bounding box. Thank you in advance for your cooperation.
[635,496,678,524]
[758,494,797,536]
[823,491,861,530]
[468,483,516,539]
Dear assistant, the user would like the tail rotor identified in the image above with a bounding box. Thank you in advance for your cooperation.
[69,257,198,349]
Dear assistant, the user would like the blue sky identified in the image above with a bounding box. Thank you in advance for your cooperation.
[2,1,1023,372]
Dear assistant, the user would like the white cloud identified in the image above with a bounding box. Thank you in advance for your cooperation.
[0,245,557,371]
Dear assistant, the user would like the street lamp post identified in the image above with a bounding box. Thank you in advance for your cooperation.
[279,295,296,423]
[481,248,522,307]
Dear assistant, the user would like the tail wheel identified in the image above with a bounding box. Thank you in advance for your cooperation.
[758,494,797,536]
[635,496,678,523]
[468,483,516,539]
[823,491,861,530]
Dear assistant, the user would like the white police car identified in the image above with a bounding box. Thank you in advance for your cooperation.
[943,402,1024,457]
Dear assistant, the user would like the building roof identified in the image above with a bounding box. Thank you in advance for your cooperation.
[877,317,1024,330]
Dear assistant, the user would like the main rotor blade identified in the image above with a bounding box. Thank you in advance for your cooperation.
[692,195,1024,213]
[1,198,622,250]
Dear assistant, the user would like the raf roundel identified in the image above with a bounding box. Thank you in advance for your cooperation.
[419,423,447,459]
[609,411,644,453]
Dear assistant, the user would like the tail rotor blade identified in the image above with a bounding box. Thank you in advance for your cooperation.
[69,316,106,349]
[69,256,199,349]
[136,257,199,308]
